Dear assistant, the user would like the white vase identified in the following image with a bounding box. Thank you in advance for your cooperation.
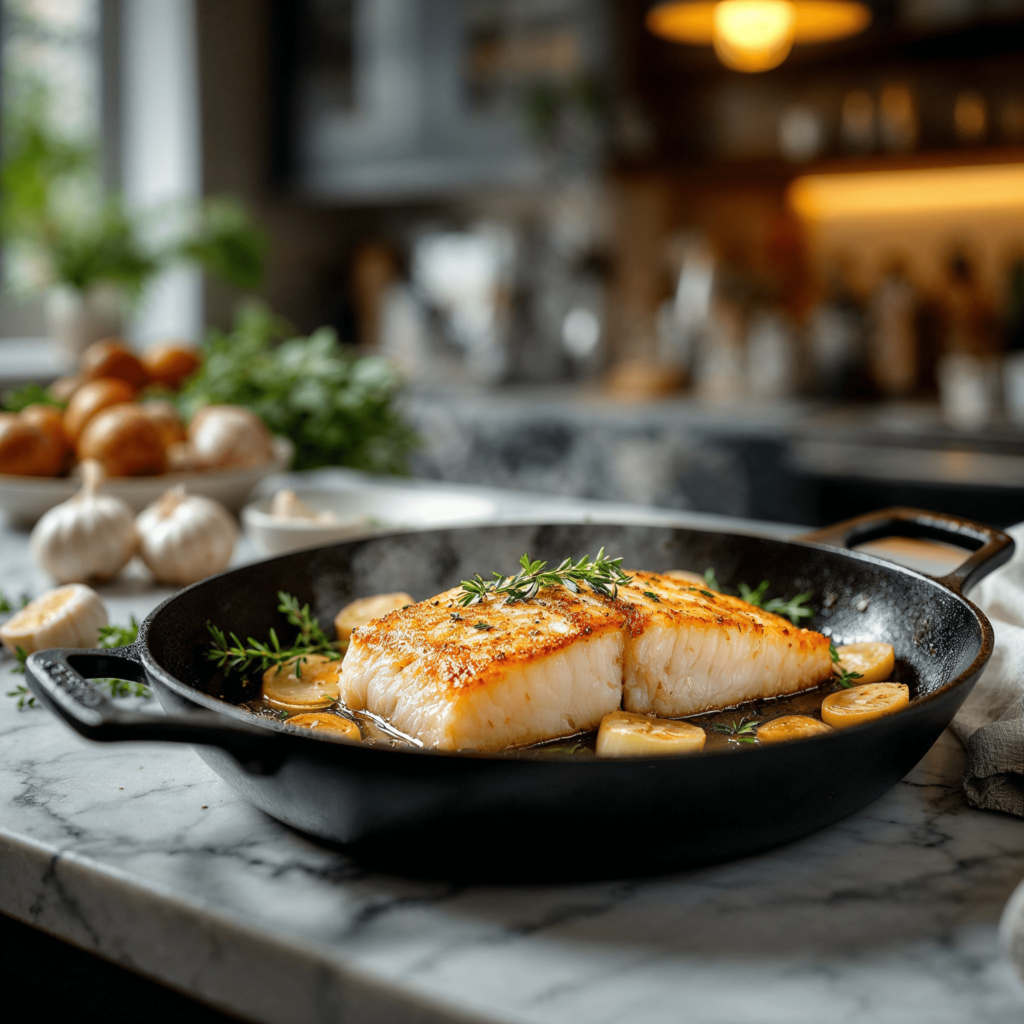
[44,283,125,361]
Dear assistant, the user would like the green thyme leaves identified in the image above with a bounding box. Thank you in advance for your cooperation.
[712,717,760,744]
[702,569,814,625]
[459,549,633,607]
[206,591,339,678]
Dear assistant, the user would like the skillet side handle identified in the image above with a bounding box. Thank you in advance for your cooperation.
[798,507,1014,595]
[24,645,282,771]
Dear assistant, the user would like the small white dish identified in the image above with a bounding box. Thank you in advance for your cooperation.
[242,485,500,556]
[0,437,293,526]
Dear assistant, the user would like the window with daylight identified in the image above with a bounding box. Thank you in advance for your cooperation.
[0,0,105,339]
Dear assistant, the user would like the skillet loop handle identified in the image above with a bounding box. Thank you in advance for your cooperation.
[799,507,1015,595]
[24,645,283,774]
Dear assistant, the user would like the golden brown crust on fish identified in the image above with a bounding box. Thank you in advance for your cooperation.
[349,585,624,692]
[619,571,833,716]
[340,585,626,750]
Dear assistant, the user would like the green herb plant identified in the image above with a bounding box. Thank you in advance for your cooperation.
[1,382,64,413]
[206,591,340,679]
[177,303,416,474]
[459,549,633,607]
[1,71,264,307]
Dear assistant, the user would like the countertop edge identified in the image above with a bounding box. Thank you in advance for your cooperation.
[0,829,498,1024]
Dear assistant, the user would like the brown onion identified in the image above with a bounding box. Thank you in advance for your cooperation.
[78,404,167,477]
[49,376,83,402]
[0,414,63,476]
[79,338,150,388]
[21,404,72,469]
[141,341,202,389]
[65,377,137,444]
[140,401,187,449]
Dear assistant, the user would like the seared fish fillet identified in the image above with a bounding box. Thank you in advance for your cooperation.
[339,587,625,751]
[621,572,832,717]
[340,571,832,751]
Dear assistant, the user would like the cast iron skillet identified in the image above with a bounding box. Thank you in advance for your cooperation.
[25,507,1013,880]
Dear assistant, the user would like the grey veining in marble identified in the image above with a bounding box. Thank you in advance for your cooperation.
[2,487,1024,1024]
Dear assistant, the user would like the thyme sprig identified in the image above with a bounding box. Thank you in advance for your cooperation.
[829,640,863,689]
[712,716,760,744]
[2,590,32,708]
[739,579,814,623]
[704,568,814,625]
[98,617,140,650]
[7,681,34,709]
[762,593,814,624]
[458,549,633,607]
[738,580,770,605]
[6,616,147,708]
[205,591,339,678]
[0,589,30,614]
[96,615,150,698]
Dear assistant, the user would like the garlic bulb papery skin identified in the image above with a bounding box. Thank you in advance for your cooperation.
[30,460,137,583]
[136,485,237,585]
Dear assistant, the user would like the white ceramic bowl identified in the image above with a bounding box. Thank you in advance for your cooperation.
[0,437,293,526]
[242,485,501,556]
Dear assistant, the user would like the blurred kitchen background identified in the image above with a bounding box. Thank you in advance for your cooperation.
[6,0,1024,527]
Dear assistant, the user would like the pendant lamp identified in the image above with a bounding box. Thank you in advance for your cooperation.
[646,1,872,72]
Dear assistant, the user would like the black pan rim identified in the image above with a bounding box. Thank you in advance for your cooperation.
[134,521,995,765]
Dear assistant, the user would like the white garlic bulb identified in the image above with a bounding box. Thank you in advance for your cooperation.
[30,461,137,582]
[188,406,273,469]
[136,485,237,585]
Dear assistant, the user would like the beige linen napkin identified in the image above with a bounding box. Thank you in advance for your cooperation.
[950,523,1024,815]
[939,523,1024,979]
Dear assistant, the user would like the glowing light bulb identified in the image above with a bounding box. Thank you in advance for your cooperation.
[646,2,872,73]
[712,0,796,72]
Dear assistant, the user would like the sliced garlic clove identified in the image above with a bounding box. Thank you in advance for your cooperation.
[820,682,909,729]
[0,584,107,655]
[262,654,342,708]
[596,709,706,757]
[284,712,360,741]
[833,642,895,684]
[335,592,415,644]
[756,715,833,744]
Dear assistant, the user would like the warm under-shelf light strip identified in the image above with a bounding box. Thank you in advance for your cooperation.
[788,163,1024,220]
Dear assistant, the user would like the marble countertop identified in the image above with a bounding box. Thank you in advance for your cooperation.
[3,474,1024,1023]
